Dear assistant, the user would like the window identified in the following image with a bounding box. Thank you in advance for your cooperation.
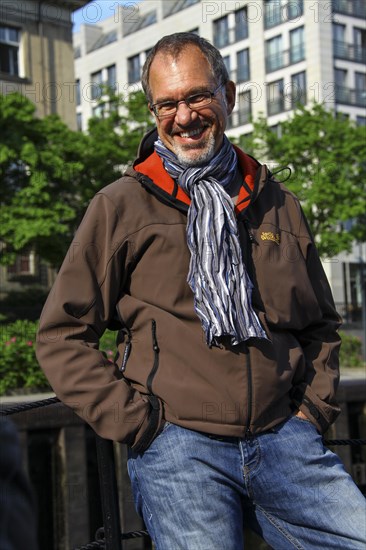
[333,23,346,58]
[223,55,231,76]
[335,68,348,104]
[74,45,81,59]
[107,64,117,90]
[335,68,347,86]
[355,72,366,106]
[0,25,20,76]
[124,10,157,36]
[270,123,283,138]
[264,0,283,28]
[266,35,283,72]
[89,30,118,52]
[237,91,251,125]
[264,0,304,29]
[333,23,345,43]
[235,7,248,42]
[236,49,250,82]
[290,26,305,64]
[353,28,366,63]
[92,103,106,118]
[163,0,199,18]
[267,79,284,115]
[336,112,349,120]
[7,251,35,276]
[213,15,229,48]
[333,0,366,18]
[76,112,82,131]
[288,0,303,19]
[90,70,103,100]
[356,116,366,126]
[291,71,306,107]
[76,79,81,106]
[128,54,141,84]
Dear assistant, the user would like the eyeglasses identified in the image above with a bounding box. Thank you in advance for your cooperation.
[150,83,225,119]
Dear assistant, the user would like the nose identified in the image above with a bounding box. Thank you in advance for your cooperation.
[174,101,198,126]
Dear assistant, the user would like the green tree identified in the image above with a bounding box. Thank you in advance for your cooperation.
[82,88,154,203]
[0,90,153,267]
[238,103,366,257]
[0,93,87,265]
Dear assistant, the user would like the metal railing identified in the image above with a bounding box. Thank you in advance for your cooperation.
[1,396,365,549]
[0,397,150,550]
[333,40,366,64]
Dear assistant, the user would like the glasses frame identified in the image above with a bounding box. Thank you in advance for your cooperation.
[150,82,226,119]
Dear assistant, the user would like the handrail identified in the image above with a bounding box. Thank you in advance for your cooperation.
[2,398,366,447]
[1,398,149,550]
[1,397,365,549]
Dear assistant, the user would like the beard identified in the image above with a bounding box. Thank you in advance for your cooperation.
[174,133,216,168]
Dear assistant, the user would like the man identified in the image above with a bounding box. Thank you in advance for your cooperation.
[37,33,365,549]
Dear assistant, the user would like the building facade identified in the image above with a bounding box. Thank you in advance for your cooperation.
[0,0,89,129]
[0,0,88,298]
[73,0,365,132]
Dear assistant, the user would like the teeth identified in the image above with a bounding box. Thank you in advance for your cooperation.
[180,128,203,138]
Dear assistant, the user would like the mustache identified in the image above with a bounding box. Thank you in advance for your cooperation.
[171,122,211,135]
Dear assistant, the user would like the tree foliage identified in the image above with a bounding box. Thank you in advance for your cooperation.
[0,91,153,267]
[0,93,85,265]
[238,103,366,257]
[82,87,153,203]
[2,95,364,266]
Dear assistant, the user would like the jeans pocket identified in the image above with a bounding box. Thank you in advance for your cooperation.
[159,420,172,435]
[292,414,313,424]
[291,414,320,435]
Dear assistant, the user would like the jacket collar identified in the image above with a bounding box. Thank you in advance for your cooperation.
[131,128,268,215]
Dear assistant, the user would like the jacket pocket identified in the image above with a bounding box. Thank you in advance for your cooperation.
[118,326,132,373]
[146,319,160,393]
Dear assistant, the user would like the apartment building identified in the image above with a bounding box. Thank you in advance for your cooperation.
[0,0,88,296]
[73,0,366,321]
[74,0,365,130]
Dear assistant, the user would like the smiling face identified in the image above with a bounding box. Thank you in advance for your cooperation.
[148,45,236,167]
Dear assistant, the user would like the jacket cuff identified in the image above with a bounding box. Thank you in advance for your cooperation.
[131,395,163,453]
[291,384,340,434]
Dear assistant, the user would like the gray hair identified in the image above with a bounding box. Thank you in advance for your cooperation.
[141,32,229,103]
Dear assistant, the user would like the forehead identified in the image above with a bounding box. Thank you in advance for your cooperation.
[149,45,216,101]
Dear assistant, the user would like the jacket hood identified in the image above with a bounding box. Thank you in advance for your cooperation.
[127,128,269,216]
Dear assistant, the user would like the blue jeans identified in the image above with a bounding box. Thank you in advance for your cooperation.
[128,415,366,549]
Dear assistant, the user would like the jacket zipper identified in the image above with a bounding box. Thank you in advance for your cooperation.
[146,319,160,393]
[120,329,132,373]
[245,351,253,437]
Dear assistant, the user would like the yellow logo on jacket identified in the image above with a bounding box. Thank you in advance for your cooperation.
[260,231,280,245]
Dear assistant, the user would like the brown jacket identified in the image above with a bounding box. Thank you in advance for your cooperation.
[36,130,341,451]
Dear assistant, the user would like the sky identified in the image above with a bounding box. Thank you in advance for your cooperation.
[73,0,142,32]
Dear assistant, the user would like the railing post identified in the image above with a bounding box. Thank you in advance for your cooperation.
[95,435,122,550]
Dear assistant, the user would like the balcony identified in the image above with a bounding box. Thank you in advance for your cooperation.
[264,0,304,29]
[266,45,305,73]
[336,85,366,108]
[230,67,250,84]
[267,90,307,116]
[213,25,248,49]
[332,0,366,19]
[228,108,252,128]
[333,40,366,64]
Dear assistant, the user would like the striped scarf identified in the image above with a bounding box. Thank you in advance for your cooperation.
[155,136,267,347]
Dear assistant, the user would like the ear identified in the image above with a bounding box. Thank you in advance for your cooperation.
[224,81,236,115]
